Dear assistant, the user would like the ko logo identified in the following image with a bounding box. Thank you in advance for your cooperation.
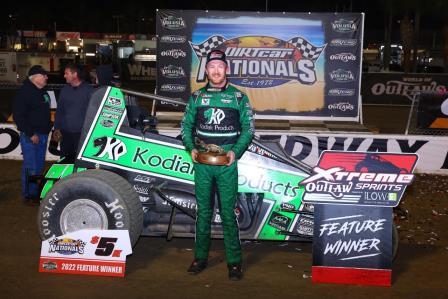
[204,108,225,125]
[93,136,127,161]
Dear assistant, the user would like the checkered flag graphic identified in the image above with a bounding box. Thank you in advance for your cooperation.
[190,36,226,58]
[288,37,326,61]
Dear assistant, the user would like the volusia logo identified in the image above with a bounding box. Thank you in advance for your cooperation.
[205,108,225,124]
[190,35,326,88]
[331,19,357,33]
[160,49,186,58]
[49,238,86,255]
[160,65,185,78]
[161,16,186,30]
[93,136,127,161]
[330,69,355,82]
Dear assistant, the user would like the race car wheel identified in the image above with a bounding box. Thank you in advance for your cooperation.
[37,169,143,246]
[392,223,399,261]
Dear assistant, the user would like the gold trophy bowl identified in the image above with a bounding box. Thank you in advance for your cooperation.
[196,152,229,165]
[195,138,229,165]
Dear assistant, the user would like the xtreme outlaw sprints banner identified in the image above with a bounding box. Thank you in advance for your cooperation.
[156,10,364,120]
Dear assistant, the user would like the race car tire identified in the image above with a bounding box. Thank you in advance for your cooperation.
[37,169,143,247]
[392,223,399,261]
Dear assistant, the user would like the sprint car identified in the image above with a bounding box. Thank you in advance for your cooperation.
[37,86,398,258]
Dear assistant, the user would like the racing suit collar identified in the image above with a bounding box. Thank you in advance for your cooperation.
[206,81,229,92]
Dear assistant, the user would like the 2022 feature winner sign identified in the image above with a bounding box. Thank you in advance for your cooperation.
[301,151,418,286]
[156,10,364,120]
[39,230,132,277]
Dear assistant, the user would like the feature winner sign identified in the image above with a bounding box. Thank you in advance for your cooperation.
[156,10,364,120]
[39,230,132,277]
[300,151,418,286]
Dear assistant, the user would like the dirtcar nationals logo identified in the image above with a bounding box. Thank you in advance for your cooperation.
[190,35,326,88]
[300,151,418,207]
[48,238,86,255]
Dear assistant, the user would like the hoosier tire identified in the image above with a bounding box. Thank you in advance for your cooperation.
[37,169,143,246]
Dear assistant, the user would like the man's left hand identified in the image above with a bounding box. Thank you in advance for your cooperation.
[226,150,235,166]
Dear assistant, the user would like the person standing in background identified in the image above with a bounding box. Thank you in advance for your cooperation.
[53,63,93,161]
[13,65,51,203]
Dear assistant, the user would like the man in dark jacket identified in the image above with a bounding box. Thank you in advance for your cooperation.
[13,65,51,202]
[53,63,93,161]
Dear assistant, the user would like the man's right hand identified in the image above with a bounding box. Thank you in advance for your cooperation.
[52,129,62,142]
[30,134,39,144]
[191,149,198,162]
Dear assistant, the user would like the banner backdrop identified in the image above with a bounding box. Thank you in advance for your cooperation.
[361,73,448,105]
[156,10,364,120]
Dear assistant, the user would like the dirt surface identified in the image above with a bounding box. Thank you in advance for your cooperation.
[1,160,448,299]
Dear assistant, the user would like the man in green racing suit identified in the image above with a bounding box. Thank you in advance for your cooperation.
[181,50,255,280]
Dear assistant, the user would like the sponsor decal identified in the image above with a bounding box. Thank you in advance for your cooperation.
[133,185,149,195]
[100,119,115,128]
[247,144,280,160]
[134,175,154,184]
[330,69,355,83]
[161,196,197,211]
[48,238,86,255]
[296,215,314,236]
[238,172,301,199]
[204,108,225,124]
[101,112,120,120]
[107,97,123,107]
[300,151,418,207]
[139,195,150,203]
[329,53,356,62]
[280,202,296,212]
[103,106,124,114]
[190,35,326,87]
[268,212,291,231]
[332,19,357,33]
[93,137,127,161]
[160,84,186,92]
[371,79,445,101]
[160,35,187,43]
[160,49,187,58]
[42,261,58,270]
[201,98,210,105]
[161,16,186,30]
[328,102,355,111]
[328,88,356,96]
[132,148,195,175]
[330,39,358,47]
[160,65,186,78]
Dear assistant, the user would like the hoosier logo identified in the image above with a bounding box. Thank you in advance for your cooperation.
[93,136,127,161]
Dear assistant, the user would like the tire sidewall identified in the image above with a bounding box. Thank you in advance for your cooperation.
[38,176,132,240]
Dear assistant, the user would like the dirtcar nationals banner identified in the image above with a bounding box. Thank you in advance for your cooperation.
[39,230,132,277]
[156,10,364,120]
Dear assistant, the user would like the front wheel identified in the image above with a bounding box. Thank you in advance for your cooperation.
[37,169,143,246]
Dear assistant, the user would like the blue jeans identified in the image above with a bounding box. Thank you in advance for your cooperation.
[20,133,48,198]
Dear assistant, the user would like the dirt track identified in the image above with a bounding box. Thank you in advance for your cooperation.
[1,159,448,299]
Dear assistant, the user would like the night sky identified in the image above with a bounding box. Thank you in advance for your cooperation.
[2,0,447,45]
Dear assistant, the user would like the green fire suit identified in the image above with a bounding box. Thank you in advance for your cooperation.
[181,82,255,264]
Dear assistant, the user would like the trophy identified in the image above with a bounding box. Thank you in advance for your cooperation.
[195,138,229,165]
